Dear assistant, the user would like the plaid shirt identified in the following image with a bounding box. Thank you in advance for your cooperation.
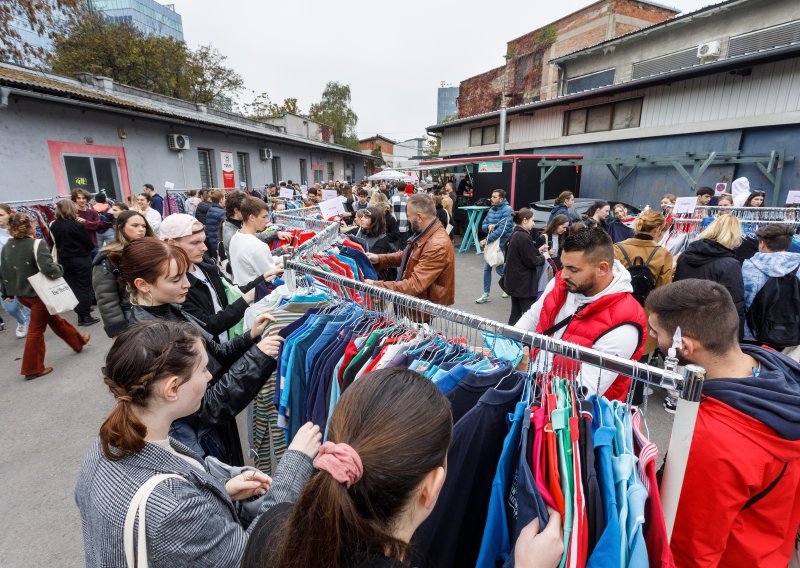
[391,194,409,233]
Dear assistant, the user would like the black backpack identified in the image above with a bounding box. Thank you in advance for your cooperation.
[746,266,800,348]
[616,245,659,306]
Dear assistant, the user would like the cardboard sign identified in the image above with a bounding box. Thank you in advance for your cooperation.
[787,190,800,204]
[279,188,294,199]
[319,197,346,219]
[672,196,697,215]
[164,181,175,190]
[322,189,338,201]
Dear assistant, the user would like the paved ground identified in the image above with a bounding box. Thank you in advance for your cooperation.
[0,247,674,567]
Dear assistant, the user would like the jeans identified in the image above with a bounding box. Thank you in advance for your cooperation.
[97,228,115,249]
[1,297,30,325]
[483,261,505,294]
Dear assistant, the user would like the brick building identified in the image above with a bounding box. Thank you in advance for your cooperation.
[457,0,678,117]
[359,135,396,157]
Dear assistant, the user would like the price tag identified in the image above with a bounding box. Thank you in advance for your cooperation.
[164,181,175,190]
[319,197,346,219]
[322,189,338,201]
[279,188,294,199]
[672,196,697,215]
[786,190,800,204]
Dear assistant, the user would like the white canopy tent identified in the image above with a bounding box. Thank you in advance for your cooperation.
[367,169,416,183]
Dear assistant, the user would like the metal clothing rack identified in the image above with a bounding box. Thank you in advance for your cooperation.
[283,257,705,539]
[678,205,800,220]
[5,197,57,206]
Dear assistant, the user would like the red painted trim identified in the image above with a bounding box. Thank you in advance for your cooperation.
[47,141,131,199]
[510,159,518,205]
[418,153,583,165]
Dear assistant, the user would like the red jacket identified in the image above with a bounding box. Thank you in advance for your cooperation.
[535,272,647,401]
[671,396,800,567]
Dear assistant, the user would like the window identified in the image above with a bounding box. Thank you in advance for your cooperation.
[236,152,250,189]
[63,155,122,200]
[271,156,282,183]
[566,68,616,95]
[563,98,643,136]
[299,159,308,185]
[198,149,215,188]
[313,168,323,184]
[468,124,508,146]
[327,162,334,183]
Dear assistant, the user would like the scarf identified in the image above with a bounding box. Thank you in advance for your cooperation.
[397,219,438,281]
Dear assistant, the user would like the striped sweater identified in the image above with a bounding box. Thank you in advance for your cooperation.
[75,438,314,567]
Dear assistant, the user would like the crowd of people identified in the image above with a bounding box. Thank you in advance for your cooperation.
[1,175,799,567]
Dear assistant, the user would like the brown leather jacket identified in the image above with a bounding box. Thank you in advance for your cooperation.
[374,220,455,306]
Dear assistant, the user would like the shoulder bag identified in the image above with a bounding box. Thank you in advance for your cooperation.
[27,239,79,315]
[124,473,185,568]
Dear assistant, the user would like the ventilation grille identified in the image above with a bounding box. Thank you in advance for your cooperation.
[729,19,800,58]
[566,68,615,94]
[632,47,700,80]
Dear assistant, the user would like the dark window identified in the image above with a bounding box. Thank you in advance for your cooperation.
[63,155,122,200]
[469,127,483,146]
[468,124,508,146]
[198,149,215,188]
[327,162,334,182]
[566,68,616,95]
[271,156,282,183]
[236,152,250,189]
[563,98,643,136]
[299,159,308,185]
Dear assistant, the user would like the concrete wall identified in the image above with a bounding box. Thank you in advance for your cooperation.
[0,96,366,203]
[561,0,800,84]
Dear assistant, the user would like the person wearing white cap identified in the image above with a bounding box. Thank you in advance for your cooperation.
[160,214,282,341]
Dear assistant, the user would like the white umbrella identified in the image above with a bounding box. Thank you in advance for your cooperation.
[367,169,416,182]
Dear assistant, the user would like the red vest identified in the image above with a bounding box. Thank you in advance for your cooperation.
[535,272,647,401]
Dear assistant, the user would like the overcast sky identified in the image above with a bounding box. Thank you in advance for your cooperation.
[173,0,715,142]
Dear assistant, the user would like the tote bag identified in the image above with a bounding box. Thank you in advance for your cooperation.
[27,239,79,315]
[483,219,509,268]
[221,278,245,339]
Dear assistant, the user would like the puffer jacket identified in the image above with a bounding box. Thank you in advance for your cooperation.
[481,199,514,250]
[743,251,800,340]
[374,219,455,307]
[675,238,745,337]
[205,204,226,258]
[503,226,546,298]
[92,249,131,338]
[131,303,275,466]
[195,200,212,225]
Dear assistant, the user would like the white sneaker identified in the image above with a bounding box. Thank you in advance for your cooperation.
[16,322,28,338]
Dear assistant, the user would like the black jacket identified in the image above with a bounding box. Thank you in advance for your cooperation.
[503,226,546,298]
[675,238,746,336]
[385,212,401,249]
[131,303,276,466]
[92,250,130,338]
[50,218,94,258]
[183,254,265,338]
[195,200,212,225]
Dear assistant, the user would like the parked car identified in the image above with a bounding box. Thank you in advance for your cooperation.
[529,198,642,227]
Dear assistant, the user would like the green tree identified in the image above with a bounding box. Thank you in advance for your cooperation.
[243,92,301,121]
[1,0,82,64]
[185,44,244,106]
[425,134,441,156]
[371,143,385,166]
[309,81,359,149]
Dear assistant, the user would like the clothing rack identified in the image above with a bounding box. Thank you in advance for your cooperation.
[677,205,800,220]
[5,197,57,206]
[284,258,706,539]
[292,221,340,256]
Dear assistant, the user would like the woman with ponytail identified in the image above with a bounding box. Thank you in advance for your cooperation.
[76,320,321,567]
[109,237,281,466]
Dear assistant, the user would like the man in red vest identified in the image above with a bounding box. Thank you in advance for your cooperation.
[515,227,647,400]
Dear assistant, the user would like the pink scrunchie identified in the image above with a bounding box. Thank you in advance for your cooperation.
[313,442,363,488]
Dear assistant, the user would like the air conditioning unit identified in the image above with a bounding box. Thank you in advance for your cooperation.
[167,134,190,151]
[259,148,273,161]
[697,41,721,59]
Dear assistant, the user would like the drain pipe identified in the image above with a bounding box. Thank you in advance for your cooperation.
[0,87,10,109]
[498,106,507,156]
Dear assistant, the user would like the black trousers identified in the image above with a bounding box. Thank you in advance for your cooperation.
[509,296,536,326]
[60,255,93,317]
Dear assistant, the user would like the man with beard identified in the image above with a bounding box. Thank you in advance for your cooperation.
[646,280,800,567]
[515,227,646,400]
[364,194,454,307]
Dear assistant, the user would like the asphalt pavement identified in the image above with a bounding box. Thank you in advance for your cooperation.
[0,246,675,567]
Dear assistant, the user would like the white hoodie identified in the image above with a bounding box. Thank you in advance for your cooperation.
[515,260,640,396]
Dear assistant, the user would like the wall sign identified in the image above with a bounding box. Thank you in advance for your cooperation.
[220,150,235,189]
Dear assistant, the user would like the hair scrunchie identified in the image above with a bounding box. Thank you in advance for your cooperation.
[313,442,363,488]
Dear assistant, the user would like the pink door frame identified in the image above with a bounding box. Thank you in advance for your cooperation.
[47,141,131,199]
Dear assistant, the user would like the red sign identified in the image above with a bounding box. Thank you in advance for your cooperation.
[221,150,235,189]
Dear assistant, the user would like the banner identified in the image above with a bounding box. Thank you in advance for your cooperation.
[221,150,235,189]
[478,161,503,173]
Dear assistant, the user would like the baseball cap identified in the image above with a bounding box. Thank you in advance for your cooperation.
[160,214,203,240]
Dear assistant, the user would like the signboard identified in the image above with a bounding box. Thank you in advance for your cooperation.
[672,196,697,215]
[787,190,800,204]
[220,150,235,189]
[164,181,175,190]
[477,161,503,173]
[279,188,294,199]
[319,197,346,219]
[322,189,338,201]
[714,182,727,195]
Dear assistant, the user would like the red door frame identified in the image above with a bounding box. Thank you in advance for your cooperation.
[47,141,132,199]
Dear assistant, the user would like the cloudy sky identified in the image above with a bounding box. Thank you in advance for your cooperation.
[174,0,715,142]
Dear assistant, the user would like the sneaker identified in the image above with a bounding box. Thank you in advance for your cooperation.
[15,322,28,338]
[501,292,510,298]
[475,294,491,304]
[663,397,677,415]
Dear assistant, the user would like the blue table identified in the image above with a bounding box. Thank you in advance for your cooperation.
[459,206,490,254]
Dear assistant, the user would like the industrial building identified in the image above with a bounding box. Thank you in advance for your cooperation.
[429,0,800,208]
